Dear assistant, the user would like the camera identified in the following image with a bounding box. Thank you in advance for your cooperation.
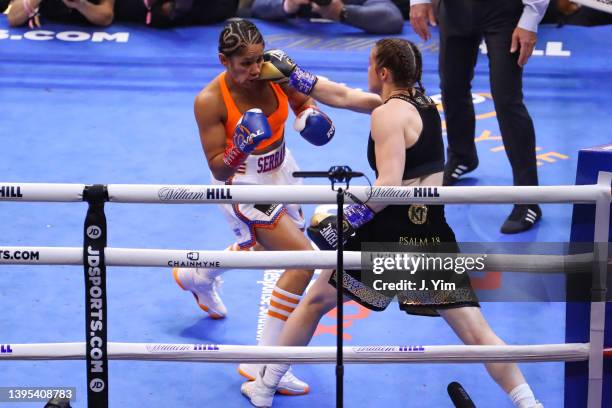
[312,0,332,5]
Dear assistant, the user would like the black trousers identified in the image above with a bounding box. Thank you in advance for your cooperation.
[438,0,539,186]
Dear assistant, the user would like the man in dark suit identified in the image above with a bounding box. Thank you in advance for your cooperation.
[410,0,549,234]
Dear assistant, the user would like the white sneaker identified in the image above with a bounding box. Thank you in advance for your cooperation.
[239,364,309,396]
[241,367,276,408]
[173,267,227,319]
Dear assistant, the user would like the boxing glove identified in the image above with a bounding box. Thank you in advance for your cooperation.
[307,204,374,250]
[293,106,335,146]
[223,108,272,169]
[260,49,318,95]
[307,215,349,250]
[343,203,375,229]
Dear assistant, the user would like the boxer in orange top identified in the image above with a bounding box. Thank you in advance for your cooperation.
[172,18,335,396]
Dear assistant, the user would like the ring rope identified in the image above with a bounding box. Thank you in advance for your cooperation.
[0,246,596,273]
[0,342,592,363]
[0,182,608,204]
[0,180,609,407]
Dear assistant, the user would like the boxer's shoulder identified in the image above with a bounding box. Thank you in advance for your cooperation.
[195,81,226,121]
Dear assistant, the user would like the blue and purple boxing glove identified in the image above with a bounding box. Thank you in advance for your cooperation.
[223,108,272,169]
[293,106,335,146]
[343,203,375,229]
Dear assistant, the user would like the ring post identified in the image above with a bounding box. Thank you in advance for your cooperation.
[82,185,109,408]
[567,144,612,408]
[587,171,611,408]
[293,166,364,408]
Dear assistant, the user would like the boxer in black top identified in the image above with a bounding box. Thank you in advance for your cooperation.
[325,88,479,316]
[243,39,543,408]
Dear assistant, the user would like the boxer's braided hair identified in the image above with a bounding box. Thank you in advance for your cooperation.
[374,38,429,102]
[218,19,264,57]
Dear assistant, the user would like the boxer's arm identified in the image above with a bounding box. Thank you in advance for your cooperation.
[194,90,235,182]
[310,78,382,114]
[259,50,382,113]
[367,103,408,212]
[284,85,335,146]
[262,49,382,113]
[284,85,317,114]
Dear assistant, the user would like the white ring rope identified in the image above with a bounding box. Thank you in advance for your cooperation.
[0,246,595,273]
[0,342,590,363]
[0,182,609,204]
[0,180,609,408]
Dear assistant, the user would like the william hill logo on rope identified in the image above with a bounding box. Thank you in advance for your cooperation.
[146,344,191,352]
[0,344,13,354]
[353,345,425,353]
[0,186,23,199]
[144,344,219,352]
[157,187,232,201]
[366,187,439,199]
[412,187,439,198]
[193,344,220,351]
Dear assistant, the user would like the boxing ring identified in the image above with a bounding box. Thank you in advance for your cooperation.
[0,178,610,407]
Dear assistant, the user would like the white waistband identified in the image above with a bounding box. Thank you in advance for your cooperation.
[239,142,286,175]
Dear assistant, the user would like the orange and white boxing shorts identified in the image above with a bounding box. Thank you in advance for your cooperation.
[211,143,305,249]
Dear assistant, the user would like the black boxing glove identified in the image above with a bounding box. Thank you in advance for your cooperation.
[307,214,355,250]
[259,49,318,95]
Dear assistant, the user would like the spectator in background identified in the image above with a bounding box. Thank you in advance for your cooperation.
[251,0,404,34]
[114,0,237,28]
[7,0,114,27]
[391,0,410,19]
[542,0,612,26]
[391,0,442,21]
[410,0,549,234]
